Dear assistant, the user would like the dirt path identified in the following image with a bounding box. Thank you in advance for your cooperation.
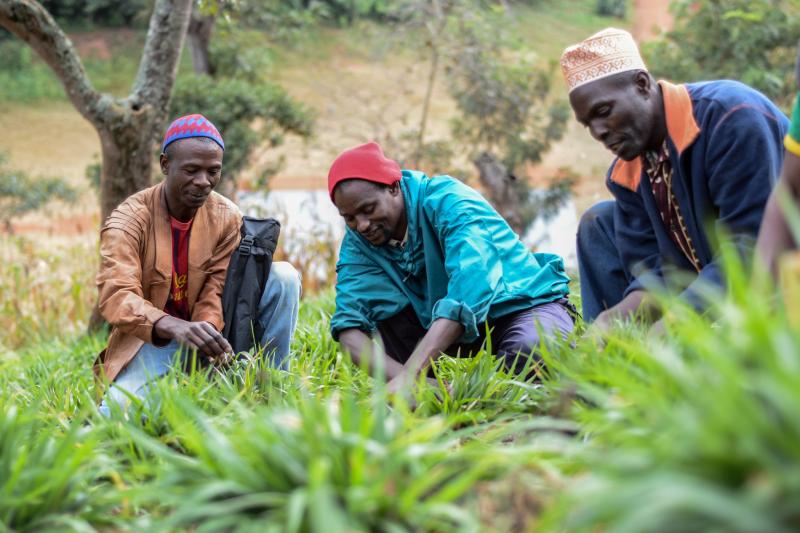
[633,0,673,41]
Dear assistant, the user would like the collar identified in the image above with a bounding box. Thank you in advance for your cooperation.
[644,140,670,172]
[387,227,408,249]
[155,183,214,278]
[609,80,701,192]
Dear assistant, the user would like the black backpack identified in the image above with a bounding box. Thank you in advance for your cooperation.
[221,216,281,354]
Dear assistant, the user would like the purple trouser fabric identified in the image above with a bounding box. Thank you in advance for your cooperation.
[376,300,575,374]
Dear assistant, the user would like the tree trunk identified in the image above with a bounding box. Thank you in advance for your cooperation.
[97,108,161,220]
[187,7,216,76]
[473,151,523,234]
[415,44,438,168]
[0,0,193,220]
[0,0,193,332]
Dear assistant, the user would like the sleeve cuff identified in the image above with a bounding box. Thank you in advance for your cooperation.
[622,270,665,298]
[139,307,168,344]
[785,134,800,158]
[432,298,479,343]
[331,319,376,342]
[194,312,223,332]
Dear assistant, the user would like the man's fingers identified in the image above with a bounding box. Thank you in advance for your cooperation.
[197,322,231,357]
[185,330,216,357]
[220,336,234,355]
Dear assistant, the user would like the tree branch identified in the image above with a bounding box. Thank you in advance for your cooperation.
[131,0,193,118]
[0,0,108,125]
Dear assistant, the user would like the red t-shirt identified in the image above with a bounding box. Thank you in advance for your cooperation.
[164,217,193,320]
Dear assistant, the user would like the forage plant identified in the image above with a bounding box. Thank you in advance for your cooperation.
[2,231,800,531]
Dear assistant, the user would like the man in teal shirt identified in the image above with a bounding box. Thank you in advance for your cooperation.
[328,142,574,389]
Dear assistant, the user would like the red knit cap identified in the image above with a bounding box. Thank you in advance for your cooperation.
[328,142,401,202]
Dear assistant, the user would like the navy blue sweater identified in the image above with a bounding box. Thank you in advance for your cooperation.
[606,80,788,307]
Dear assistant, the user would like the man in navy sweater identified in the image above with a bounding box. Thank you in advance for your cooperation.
[562,28,789,332]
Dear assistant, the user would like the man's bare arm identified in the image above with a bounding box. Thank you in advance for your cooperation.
[338,328,405,379]
[756,41,800,274]
[757,154,800,274]
[384,318,462,393]
[592,289,661,332]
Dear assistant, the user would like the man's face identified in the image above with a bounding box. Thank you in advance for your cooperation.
[160,137,223,219]
[569,71,658,161]
[333,179,404,246]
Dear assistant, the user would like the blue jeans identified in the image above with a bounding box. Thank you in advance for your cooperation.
[99,261,301,416]
[576,201,631,322]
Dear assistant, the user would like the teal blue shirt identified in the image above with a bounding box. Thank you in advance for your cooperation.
[331,171,570,343]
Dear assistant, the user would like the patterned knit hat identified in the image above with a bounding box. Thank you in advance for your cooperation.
[560,28,647,93]
[162,114,224,152]
[328,142,401,202]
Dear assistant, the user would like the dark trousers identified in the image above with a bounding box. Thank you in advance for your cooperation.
[576,200,631,323]
[377,300,575,374]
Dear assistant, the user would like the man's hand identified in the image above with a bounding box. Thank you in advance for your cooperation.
[338,329,405,379]
[387,372,411,395]
[648,318,666,338]
[383,318,462,397]
[153,315,233,362]
[590,310,615,335]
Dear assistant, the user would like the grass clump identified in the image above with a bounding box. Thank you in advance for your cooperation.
[0,405,118,532]
[2,234,800,531]
[539,254,800,532]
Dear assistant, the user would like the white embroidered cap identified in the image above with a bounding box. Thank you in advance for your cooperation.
[560,28,647,93]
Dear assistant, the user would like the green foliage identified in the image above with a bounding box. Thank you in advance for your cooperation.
[0,153,77,230]
[450,56,568,176]
[0,41,73,102]
[308,0,399,25]
[3,237,800,529]
[207,28,275,82]
[539,248,800,531]
[0,35,145,103]
[644,0,800,107]
[38,0,148,28]
[169,76,313,189]
[441,1,571,230]
[234,0,400,30]
[595,0,627,18]
[0,405,114,531]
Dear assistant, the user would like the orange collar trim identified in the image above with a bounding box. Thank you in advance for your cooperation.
[610,80,701,191]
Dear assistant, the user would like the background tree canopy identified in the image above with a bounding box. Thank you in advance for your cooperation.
[645,0,800,108]
[170,76,314,194]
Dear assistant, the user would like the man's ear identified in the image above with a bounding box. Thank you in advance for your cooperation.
[159,153,169,175]
[634,70,653,96]
[389,181,401,196]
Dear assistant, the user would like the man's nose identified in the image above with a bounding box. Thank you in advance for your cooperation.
[589,120,609,142]
[194,172,213,188]
[356,216,370,233]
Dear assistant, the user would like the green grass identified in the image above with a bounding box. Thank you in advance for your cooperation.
[0,30,193,103]
[2,232,800,531]
[512,0,634,66]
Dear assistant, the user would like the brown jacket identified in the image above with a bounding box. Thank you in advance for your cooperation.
[95,182,242,382]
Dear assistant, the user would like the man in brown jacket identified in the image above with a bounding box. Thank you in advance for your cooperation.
[97,114,301,416]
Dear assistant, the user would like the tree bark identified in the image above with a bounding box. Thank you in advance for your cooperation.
[414,0,445,168]
[187,6,216,76]
[473,151,523,233]
[0,0,193,221]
